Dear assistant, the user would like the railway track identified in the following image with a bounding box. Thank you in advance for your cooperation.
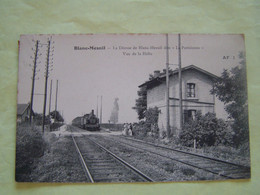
[92,135,250,180]
[72,135,154,183]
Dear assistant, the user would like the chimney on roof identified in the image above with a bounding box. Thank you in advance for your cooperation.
[154,70,160,78]
[163,69,166,74]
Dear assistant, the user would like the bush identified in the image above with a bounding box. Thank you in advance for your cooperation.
[50,122,64,131]
[16,123,46,181]
[132,121,149,138]
[145,107,160,136]
[179,112,233,148]
[132,107,160,138]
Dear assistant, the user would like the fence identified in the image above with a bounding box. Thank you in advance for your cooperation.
[100,123,124,131]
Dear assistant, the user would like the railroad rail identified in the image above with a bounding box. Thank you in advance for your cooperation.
[94,135,250,180]
[71,135,154,183]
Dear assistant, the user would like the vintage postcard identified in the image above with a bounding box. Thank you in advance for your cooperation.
[16,34,250,183]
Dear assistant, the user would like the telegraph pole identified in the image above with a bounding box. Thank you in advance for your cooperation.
[166,34,170,138]
[96,96,99,117]
[178,34,183,132]
[42,40,51,133]
[100,95,102,124]
[29,40,39,123]
[54,80,58,122]
[48,79,52,116]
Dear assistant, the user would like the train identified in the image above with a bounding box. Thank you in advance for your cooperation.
[72,110,100,131]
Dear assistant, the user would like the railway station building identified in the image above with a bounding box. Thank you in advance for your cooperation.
[17,103,33,123]
[139,65,218,136]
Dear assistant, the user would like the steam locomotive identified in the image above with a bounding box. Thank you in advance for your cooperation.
[72,110,100,131]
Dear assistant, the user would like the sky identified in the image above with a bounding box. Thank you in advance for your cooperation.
[17,34,246,123]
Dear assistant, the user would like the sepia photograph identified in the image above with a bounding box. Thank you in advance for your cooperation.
[16,34,250,183]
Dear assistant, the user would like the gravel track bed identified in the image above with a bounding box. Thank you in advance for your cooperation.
[74,136,148,183]
[130,135,250,167]
[89,135,222,182]
[105,135,250,179]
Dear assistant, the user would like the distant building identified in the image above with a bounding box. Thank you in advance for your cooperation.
[17,103,33,123]
[139,65,218,135]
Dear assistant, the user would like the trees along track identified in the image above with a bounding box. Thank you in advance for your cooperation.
[71,135,154,183]
[97,135,250,180]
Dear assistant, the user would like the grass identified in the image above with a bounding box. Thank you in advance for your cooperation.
[15,123,47,182]
[181,168,196,176]
[16,123,87,182]
[132,132,250,167]
[199,143,250,166]
[29,135,87,182]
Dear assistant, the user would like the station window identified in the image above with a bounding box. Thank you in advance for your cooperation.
[184,109,197,123]
[187,83,196,98]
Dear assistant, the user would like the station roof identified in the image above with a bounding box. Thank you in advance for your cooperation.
[139,65,218,88]
[17,103,30,116]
